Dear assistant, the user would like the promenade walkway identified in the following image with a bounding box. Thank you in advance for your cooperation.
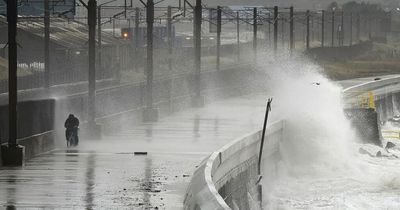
[0,94,267,209]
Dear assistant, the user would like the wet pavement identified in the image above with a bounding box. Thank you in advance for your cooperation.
[0,94,267,209]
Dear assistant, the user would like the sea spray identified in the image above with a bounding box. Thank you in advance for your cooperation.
[261,56,358,175]
[259,56,400,209]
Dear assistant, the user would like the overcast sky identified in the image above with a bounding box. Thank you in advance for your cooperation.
[79,0,400,20]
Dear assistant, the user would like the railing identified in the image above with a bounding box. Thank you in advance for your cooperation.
[343,76,400,99]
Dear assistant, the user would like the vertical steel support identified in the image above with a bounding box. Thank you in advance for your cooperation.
[44,0,50,88]
[88,0,97,129]
[311,14,314,42]
[194,0,202,97]
[306,10,310,50]
[146,0,154,109]
[340,11,344,46]
[368,17,371,40]
[321,10,325,47]
[274,6,278,55]
[183,0,186,16]
[8,0,18,147]
[167,6,172,72]
[236,11,240,61]
[281,16,284,48]
[135,7,140,71]
[97,6,102,73]
[216,6,221,70]
[268,13,271,47]
[350,13,353,46]
[331,10,335,47]
[289,6,294,53]
[253,7,257,60]
[356,13,360,43]
[124,0,127,18]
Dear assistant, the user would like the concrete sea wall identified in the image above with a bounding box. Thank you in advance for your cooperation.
[184,121,284,210]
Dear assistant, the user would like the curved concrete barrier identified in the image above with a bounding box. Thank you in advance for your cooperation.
[343,76,400,99]
[184,121,284,210]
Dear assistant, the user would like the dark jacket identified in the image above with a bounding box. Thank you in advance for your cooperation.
[65,116,79,129]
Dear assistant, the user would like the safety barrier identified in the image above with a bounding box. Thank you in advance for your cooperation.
[184,121,284,210]
[382,130,400,139]
[343,76,400,99]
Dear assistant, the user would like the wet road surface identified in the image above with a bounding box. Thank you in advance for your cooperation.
[0,95,267,209]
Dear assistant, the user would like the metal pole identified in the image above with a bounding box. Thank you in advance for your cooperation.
[321,10,325,47]
[274,6,278,54]
[368,17,371,40]
[331,10,335,47]
[216,6,221,70]
[183,0,186,17]
[289,6,294,53]
[135,7,140,71]
[356,13,360,43]
[8,0,18,147]
[167,6,172,72]
[236,11,240,61]
[268,13,271,47]
[146,0,154,109]
[311,14,314,42]
[258,98,272,175]
[97,6,102,73]
[44,0,50,88]
[124,0,127,18]
[194,0,202,97]
[341,11,344,46]
[88,0,97,128]
[128,17,133,72]
[350,13,353,46]
[253,7,257,60]
[281,16,284,48]
[306,10,310,50]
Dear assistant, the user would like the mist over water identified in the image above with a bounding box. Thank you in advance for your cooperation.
[258,55,400,209]
[259,54,357,171]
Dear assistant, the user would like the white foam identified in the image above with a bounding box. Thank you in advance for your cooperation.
[261,55,400,209]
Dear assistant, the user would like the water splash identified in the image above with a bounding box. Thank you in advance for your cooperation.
[258,55,400,209]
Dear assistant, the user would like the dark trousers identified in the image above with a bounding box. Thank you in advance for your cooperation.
[66,127,79,146]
